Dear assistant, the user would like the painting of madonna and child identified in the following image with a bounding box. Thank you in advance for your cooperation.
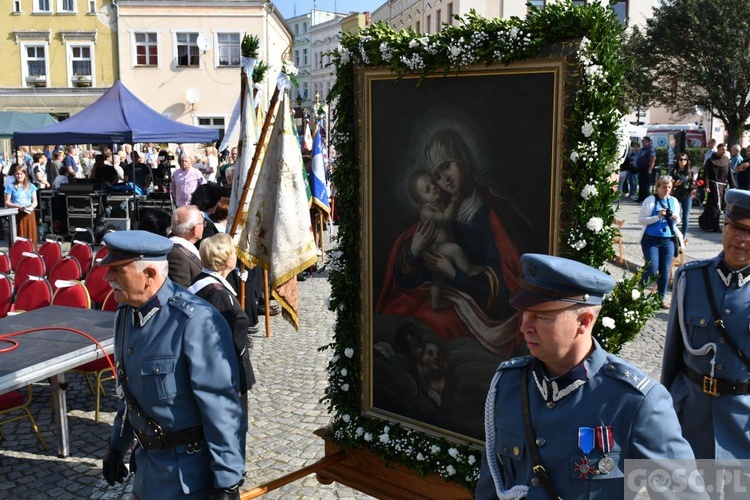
[366,68,562,442]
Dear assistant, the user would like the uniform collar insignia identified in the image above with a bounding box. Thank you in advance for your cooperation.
[132,294,162,328]
[531,359,588,403]
[717,260,750,289]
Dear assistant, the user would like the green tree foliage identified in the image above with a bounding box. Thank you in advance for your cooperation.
[626,0,750,145]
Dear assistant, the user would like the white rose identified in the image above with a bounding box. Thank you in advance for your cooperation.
[586,217,604,233]
[601,316,616,329]
[581,121,595,138]
[570,151,579,162]
[631,289,641,301]
[344,348,354,358]
[581,184,598,200]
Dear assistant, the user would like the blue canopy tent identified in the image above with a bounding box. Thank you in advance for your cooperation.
[13,80,218,145]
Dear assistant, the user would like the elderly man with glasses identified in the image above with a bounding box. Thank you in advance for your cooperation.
[167,205,206,287]
[662,189,750,459]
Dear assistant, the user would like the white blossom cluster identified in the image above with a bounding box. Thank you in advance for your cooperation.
[446,37,480,67]
[359,35,372,65]
[281,58,299,77]
[621,308,639,324]
[586,216,604,233]
[379,42,393,62]
[493,25,532,60]
[581,184,598,200]
[336,44,352,65]
[400,52,425,71]
[601,316,616,329]
[566,227,588,251]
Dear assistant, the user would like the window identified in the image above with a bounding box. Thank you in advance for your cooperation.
[295,24,299,35]
[447,3,453,25]
[612,0,628,23]
[436,9,441,29]
[71,45,92,75]
[302,82,308,99]
[217,32,241,66]
[13,0,21,13]
[88,0,96,13]
[34,0,50,12]
[426,15,431,34]
[59,0,76,12]
[197,117,226,143]
[415,20,420,32]
[135,32,158,66]
[176,32,200,67]
[295,49,300,67]
[319,52,323,68]
[303,48,308,65]
[23,44,48,87]
[303,22,307,33]
[528,0,545,12]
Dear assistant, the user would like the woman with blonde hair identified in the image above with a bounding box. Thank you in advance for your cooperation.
[188,233,255,419]
[4,164,38,248]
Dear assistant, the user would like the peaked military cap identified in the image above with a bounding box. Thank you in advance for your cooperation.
[98,230,173,267]
[510,253,615,311]
[725,189,750,229]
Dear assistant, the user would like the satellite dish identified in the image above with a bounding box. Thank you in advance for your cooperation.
[196,33,211,52]
[186,88,201,105]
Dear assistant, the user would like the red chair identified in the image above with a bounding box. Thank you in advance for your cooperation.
[73,355,115,423]
[0,273,12,319]
[9,237,33,272]
[101,289,119,312]
[93,243,108,264]
[68,241,93,278]
[0,385,47,450]
[84,263,110,306]
[38,240,63,276]
[52,280,91,309]
[0,251,10,274]
[48,256,83,292]
[12,276,53,312]
[13,252,46,290]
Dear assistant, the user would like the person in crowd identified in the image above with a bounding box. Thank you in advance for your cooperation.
[111,150,125,182]
[170,156,206,207]
[155,148,174,192]
[703,138,717,165]
[63,146,80,178]
[210,197,230,233]
[204,145,218,183]
[138,209,172,237]
[92,151,118,185]
[167,205,204,287]
[662,189,750,459]
[52,165,70,190]
[50,150,64,183]
[128,150,152,193]
[188,233,256,421]
[31,152,50,189]
[81,148,97,178]
[636,136,656,202]
[733,149,750,190]
[190,182,221,247]
[4,164,38,248]
[730,144,743,187]
[219,147,238,186]
[638,175,681,308]
[476,254,695,499]
[669,153,696,238]
[700,142,734,232]
[99,231,245,499]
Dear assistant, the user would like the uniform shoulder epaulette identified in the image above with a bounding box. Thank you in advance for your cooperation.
[601,356,654,395]
[167,291,200,318]
[680,259,712,272]
[497,355,532,372]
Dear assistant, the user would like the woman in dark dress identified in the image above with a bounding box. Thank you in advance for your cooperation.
[188,233,256,421]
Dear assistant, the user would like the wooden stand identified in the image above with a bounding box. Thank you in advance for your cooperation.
[313,428,473,500]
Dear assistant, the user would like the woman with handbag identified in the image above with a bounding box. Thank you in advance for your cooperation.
[669,153,696,238]
[638,175,682,308]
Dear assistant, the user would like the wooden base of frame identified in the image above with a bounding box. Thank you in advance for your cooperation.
[314,428,473,499]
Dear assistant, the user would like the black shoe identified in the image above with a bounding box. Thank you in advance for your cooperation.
[258,304,279,316]
[297,273,307,281]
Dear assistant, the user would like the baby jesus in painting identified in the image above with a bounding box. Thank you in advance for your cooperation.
[408,170,483,309]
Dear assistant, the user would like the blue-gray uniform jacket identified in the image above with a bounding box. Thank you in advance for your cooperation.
[476,339,694,499]
[662,254,750,459]
[109,279,246,498]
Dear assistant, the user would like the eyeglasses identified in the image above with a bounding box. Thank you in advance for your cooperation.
[725,221,750,238]
[678,158,688,161]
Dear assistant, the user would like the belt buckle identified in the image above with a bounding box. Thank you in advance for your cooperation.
[703,376,718,396]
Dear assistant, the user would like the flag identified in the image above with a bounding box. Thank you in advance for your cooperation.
[227,70,260,238]
[302,120,313,151]
[238,93,317,330]
[310,125,330,213]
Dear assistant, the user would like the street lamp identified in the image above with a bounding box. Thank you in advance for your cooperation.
[294,94,305,137]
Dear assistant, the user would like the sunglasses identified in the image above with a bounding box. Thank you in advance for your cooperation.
[678,158,688,161]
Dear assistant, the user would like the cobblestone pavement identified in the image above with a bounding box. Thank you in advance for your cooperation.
[0,200,724,498]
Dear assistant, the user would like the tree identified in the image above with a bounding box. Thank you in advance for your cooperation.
[625,0,750,145]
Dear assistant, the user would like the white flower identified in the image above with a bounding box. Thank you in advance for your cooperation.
[446,465,457,476]
[340,368,348,376]
[631,289,641,301]
[430,445,441,454]
[342,414,350,423]
[586,217,604,233]
[601,317,616,329]
[468,455,477,465]
[510,26,519,39]
[416,453,425,461]
[383,426,390,433]
[344,348,354,358]
[449,46,462,58]
[581,121,595,138]
[364,432,373,442]
[379,433,390,444]
[331,355,339,364]
[341,383,350,392]
[570,151,579,162]
[409,39,420,49]
[581,184,598,200]
[355,427,364,437]
[448,448,459,458]
[337,46,351,65]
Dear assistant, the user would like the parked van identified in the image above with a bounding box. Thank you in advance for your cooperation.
[646,124,707,148]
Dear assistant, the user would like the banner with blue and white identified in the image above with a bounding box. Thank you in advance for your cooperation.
[310,126,329,213]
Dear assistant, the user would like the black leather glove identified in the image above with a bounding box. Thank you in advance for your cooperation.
[207,485,240,500]
[102,447,128,486]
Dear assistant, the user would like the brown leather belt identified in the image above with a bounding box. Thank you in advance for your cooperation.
[134,426,204,451]
[682,365,750,396]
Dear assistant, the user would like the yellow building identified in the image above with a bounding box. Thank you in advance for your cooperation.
[0,0,118,118]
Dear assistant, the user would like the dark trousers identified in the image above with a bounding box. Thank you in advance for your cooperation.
[637,168,651,202]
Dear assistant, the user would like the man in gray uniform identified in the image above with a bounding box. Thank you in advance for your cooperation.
[476,254,694,499]
[663,189,750,459]
[100,230,245,499]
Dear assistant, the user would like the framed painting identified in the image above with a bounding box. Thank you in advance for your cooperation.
[360,51,578,443]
